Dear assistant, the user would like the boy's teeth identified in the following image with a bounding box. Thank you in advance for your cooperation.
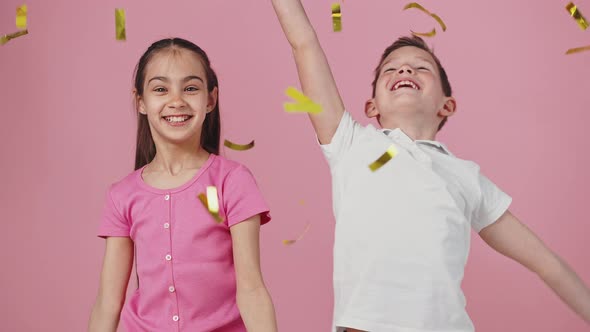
[393,80,418,90]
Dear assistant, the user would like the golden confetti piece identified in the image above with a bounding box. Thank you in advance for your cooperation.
[403,2,447,36]
[566,45,590,54]
[198,186,224,223]
[283,87,323,114]
[0,29,28,46]
[430,13,447,32]
[283,222,311,245]
[332,3,342,32]
[224,139,255,151]
[369,145,398,172]
[566,2,589,30]
[16,5,27,29]
[411,28,436,38]
[115,8,126,41]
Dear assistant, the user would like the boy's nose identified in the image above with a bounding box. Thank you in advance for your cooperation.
[398,66,413,74]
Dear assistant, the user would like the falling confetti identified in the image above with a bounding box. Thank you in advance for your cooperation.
[411,28,436,38]
[16,5,27,29]
[284,87,323,114]
[283,222,311,245]
[115,8,126,41]
[369,145,398,172]
[403,2,447,38]
[566,2,589,30]
[332,3,342,32]
[224,139,255,151]
[198,186,224,223]
[566,45,590,54]
[0,29,28,46]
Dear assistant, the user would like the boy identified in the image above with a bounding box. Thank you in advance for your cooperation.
[270,0,590,331]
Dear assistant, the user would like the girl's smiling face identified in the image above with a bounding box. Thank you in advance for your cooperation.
[137,48,218,146]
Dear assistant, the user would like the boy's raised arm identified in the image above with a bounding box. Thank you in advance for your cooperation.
[271,0,345,144]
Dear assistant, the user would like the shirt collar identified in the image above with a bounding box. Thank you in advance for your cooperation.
[382,128,452,155]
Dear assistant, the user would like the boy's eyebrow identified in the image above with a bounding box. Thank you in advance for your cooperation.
[147,75,204,84]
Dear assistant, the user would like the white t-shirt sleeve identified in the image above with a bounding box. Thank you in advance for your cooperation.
[471,173,512,232]
[320,111,363,166]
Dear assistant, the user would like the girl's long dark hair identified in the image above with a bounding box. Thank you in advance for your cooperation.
[133,38,221,170]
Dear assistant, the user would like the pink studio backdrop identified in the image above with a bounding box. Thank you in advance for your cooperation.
[1,0,589,331]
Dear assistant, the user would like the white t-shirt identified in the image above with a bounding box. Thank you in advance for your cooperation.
[321,112,512,332]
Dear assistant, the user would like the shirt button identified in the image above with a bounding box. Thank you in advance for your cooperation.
[165,254,172,261]
[164,194,170,201]
[172,315,179,322]
[169,286,175,293]
[163,222,170,229]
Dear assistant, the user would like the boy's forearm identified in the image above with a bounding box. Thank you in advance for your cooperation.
[539,255,590,323]
[237,286,278,332]
[270,0,318,49]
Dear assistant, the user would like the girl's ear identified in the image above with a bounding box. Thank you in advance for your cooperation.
[133,89,147,115]
[207,87,218,113]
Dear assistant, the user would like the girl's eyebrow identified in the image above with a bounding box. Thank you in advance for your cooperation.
[147,75,204,84]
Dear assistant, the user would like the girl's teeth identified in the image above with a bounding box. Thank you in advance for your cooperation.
[166,116,189,123]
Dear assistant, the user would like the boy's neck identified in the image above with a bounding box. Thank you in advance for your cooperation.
[379,118,439,141]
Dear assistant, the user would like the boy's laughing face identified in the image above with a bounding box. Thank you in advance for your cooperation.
[366,46,455,129]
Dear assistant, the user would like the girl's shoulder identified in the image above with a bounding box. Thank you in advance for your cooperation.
[106,168,145,197]
[208,154,253,175]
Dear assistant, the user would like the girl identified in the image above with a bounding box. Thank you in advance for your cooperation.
[88,38,278,332]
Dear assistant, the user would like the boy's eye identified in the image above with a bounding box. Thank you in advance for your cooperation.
[384,68,395,73]
[417,66,429,70]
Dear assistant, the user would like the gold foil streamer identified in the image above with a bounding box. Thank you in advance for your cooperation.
[566,2,589,30]
[411,28,436,38]
[332,3,342,32]
[115,8,126,41]
[369,145,398,172]
[566,45,590,54]
[224,139,255,151]
[16,5,27,29]
[0,29,28,46]
[284,87,323,114]
[198,186,224,223]
[403,2,447,37]
[283,222,311,245]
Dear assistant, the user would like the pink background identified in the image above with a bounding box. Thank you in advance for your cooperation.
[1,0,589,331]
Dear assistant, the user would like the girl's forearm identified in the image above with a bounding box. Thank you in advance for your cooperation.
[237,286,278,332]
[88,301,121,332]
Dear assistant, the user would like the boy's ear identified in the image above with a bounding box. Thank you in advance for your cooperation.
[133,89,147,115]
[365,98,379,118]
[207,86,218,113]
[438,96,457,118]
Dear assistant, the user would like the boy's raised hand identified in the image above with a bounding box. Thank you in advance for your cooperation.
[271,0,345,144]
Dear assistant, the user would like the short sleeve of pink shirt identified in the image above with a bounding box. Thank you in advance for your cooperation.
[98,184,130,237]
[95,154,270,331]
[223,164,271,227]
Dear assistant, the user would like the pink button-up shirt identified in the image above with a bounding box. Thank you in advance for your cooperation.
[98,154,271,331]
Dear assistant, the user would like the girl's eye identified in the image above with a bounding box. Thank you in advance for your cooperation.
[384,68,396,73]
[153,87,166,93]
[417,66,429,71]
[185,86,198,92]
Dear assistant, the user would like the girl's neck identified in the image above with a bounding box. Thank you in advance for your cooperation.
[148,145,210,176]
